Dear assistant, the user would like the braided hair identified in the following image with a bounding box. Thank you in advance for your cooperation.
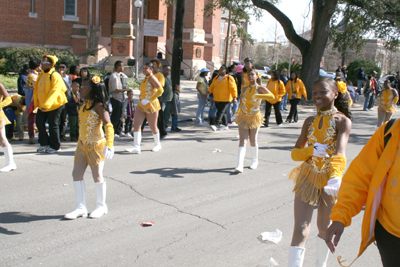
[83,78,110,112]
[314,77,352,120]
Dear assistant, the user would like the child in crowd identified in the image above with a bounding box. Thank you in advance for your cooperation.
[66,79,81,141]
[12,94,26,141]
[122,90,135,137]
[64,76,114,220]
[171,85,181,132]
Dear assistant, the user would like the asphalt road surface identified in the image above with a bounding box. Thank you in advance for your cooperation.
[1,81,385,266]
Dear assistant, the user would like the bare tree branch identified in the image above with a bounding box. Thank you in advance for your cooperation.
[251,0,310,54]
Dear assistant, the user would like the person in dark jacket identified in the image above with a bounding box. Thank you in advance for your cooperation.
[357,67,365,94]
[66,79,81,141]
[17,64,29,96]
[279,68,290,111]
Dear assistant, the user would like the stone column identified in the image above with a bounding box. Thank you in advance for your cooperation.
[109,0,134,74]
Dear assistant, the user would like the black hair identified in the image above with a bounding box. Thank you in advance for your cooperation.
[290,70,298,83]
[272,70,280,82]
[29,58,41,70]
[84,78,110,113]
[209,70,220,85]
[220,65,228,70]
[69,65,78,75]
[22,64,29,71]
[227,64,237,73]
[163,64,170,68]
[71,78,82,86]
[79,67,91,78]
[199,71,208,77]
[114,60,123,69]
[144,62,154,69]
[314,77,352,120]
[59,61,68,68]
[149,59,161,68]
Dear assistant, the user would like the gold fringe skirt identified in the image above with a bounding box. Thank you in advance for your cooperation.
[379,104,397,114]
[289,161,334,205]
[0,111,11,128]
[233,111,264,129]
[137,100,161,114]
[75,139,106,167]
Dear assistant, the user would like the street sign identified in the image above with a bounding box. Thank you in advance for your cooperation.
[143,19,164,37]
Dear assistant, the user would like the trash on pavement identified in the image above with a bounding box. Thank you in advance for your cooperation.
[269,257,279,266]
[141,221,155,227]
[212,148,222,153]
[261,229,282,244]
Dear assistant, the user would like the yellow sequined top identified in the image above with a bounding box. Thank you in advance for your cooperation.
[234,84,264,129]
[289,108,338,205]
[78,101,105,145]
[379,89,397,113]
[0,96,11,127]
[137,74,163,113]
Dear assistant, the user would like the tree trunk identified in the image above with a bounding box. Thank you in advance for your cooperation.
[224,9,232,66]
[171,0,185,88]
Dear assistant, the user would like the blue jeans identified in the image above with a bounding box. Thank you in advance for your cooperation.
[196,94,207,123]
[363,91,371,110]
[208,96,218,119]
[171,114,178,130]
[280,94,288,110]
[226,101,238,123]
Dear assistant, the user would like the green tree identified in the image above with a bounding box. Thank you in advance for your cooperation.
[205,0,264,65]
[251,0,400,99]
[254,43,268,66]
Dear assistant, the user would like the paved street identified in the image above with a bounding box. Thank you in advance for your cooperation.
[1,81,385,266]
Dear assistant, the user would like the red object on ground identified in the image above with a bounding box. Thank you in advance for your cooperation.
[141,221,155,226]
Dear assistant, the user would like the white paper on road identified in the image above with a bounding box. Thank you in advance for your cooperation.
[261,228,282,244]
[212,148,222,153]
[269,257,279,266]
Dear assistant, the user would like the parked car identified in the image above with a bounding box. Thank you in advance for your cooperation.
[258,70,271,79]
[378,75,395,86]
[319,69,336,79]
[255,66,272,74]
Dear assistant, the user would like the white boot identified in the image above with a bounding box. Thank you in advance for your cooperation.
[125,131,141,154]
[89,181,108,218]
[234,147,246,173]
[152,133,161,152]
[0,145,17,172]
[288,246,305,267]
[64,180,88,219]
[316,236,329,267]
[249,146,258,169]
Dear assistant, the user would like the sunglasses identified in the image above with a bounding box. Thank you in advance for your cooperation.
[59,66,66,68]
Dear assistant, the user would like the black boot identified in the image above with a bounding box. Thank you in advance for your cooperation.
[210,117,216,125]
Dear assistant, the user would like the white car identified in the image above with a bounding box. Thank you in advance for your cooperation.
[258,70,271,79]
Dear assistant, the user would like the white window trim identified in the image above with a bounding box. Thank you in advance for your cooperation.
[220,21,225,34]
[29,0,37,18]
[63,0,79,22]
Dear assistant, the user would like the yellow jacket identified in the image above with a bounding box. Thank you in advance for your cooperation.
[208,75,237,102]
[286,79,307,100]
[34,67,67,111]
[154,72,165,87]
[330,119,400,261]
[266,80,286,104]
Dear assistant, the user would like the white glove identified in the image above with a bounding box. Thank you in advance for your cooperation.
[141,99,150,105]
[313,142,329,158]
[324,177,342,197]
[232,114,238,121]
[102,146,114,160]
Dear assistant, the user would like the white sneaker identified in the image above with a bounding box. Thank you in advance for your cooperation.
[37,146,49,153]
[210,125,217,132]
[125,147,141,154]
[218,125,229,130]
[231,122,237,126]
[120,133,126,137]
[114,134,120,138]
[46,147,61,154]
[125,133,132,138]
[278,124,283,127]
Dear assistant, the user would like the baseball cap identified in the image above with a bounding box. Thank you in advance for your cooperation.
[200,68,210,73]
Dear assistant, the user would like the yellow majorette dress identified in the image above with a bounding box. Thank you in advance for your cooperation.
[379,89,397,113]
[137,74,163,114]
[0,96,12,128]
[75,101,106,166]
[233,84,264,129]
[289,108,338,205]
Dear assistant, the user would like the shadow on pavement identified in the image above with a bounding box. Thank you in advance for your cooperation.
[130,167,235,178]
[0,212,64,235]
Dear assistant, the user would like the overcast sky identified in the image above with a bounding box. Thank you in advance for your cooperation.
[248,0,313,43]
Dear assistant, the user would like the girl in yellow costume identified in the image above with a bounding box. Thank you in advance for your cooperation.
[288,77,352,267]
[232,69,274,173]
[0,83,16,172]
[377,80,398,127]
[64,77,114,220]
[125,62,163,154]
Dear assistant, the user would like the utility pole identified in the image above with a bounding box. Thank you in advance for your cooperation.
[171,0,185,89]
[224,9,232,66]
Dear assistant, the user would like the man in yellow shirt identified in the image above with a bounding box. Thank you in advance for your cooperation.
[33,54,67,153]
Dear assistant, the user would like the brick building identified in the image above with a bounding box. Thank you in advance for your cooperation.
[0,0,243,78]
